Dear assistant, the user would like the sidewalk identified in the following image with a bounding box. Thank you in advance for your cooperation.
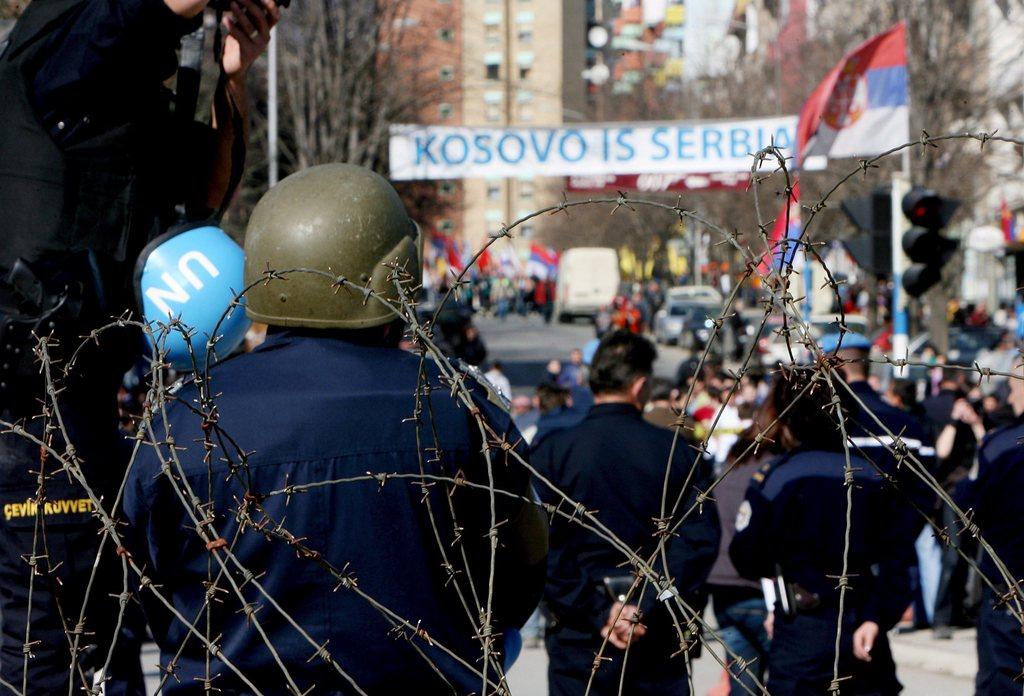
[890,627,978,680]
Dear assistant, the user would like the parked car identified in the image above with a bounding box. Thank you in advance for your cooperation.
[907,326,1004,366]
[653,299,720,350]
[757,314,870,366]
[665,285,724,304]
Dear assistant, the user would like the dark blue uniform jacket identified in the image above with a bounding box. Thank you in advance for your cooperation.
[531,403,720,638]
[730,449,914,630]
[956,416,1024,584]
[845,381,936,546]
[123,331,543,695]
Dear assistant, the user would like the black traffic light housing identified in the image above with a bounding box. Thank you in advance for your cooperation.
[839,187,892,276]
[900,187,960,298]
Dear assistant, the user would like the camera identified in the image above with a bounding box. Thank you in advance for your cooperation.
[208,0,290,10]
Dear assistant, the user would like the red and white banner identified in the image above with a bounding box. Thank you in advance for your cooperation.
[565,172,750,193]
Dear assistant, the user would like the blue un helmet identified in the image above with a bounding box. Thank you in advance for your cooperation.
[135,223,250,370]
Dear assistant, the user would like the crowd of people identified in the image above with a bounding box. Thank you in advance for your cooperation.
[487,323,1024,695]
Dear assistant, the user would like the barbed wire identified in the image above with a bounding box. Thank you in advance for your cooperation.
[2,129,1023,696]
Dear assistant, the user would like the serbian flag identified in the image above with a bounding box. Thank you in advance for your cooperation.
[800,23,909,162]
[527,243,559,279]
[761,23,908,273]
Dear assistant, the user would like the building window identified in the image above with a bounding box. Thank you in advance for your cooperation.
[516,90,534,103]
[519,66,531,80]
[483,10,502,25]
[440,66,455,82]
[518,28,533,42]
[516,10,535,23]
[485,103,502,122]
[520,181,534,199]
[486,63,501,80]
[439,219,455,232]
[439,103,453,120]
[440,181,456,197]
[519,104,533,122]
[437,27,454,41]
[487,184,501,200]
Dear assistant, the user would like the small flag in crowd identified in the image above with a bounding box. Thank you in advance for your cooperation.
[1001,200,1017,243]
[527,243,559,280]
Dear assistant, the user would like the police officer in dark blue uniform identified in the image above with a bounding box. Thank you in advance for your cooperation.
[121,164,548,695]
[956,371,1024,695]
[0,1,275,692]
[822,332,937,519]
[532,330,721,696]
[731,369,914,695]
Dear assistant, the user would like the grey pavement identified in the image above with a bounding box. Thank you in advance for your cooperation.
[508,637,976,695]
[473,314,689,389]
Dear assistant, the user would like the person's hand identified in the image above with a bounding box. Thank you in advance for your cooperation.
[852,621,879,662]
[164,0,209,19]
[763,611,774,641]
[222,0,280,80]
[600,602,646,649]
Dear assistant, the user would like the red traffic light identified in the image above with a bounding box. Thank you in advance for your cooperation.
[901,187,960,229]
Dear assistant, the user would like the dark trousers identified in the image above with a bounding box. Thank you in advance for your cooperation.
[933,504,971,628]
[976,587,1024,695]
[545,625,690,696]
[769,611,901,696]
[0,333,142,695]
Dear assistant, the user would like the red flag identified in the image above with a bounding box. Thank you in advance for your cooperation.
[1001,200,1016,243]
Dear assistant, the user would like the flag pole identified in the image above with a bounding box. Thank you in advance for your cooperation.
[891,21,912,379]
[890,151,911,378]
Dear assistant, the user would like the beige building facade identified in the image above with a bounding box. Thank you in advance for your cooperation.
[459,0,585,252]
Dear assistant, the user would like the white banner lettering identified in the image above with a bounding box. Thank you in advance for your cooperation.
[388,116,797,181]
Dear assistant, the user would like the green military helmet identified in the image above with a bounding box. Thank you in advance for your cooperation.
[243,163,421,329]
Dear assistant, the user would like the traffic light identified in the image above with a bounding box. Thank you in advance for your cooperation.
[840,187,892,276]
[900,188,960,298]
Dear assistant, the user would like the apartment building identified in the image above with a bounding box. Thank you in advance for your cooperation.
[405,0,585,255]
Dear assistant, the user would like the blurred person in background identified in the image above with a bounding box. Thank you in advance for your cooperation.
[927,396,985,637]
[731,371,914,695]
[525,383,578,449]
[484,360,512,400]
[955,362,1024,695]
[557,348,586,388]
[707,414,779,695]
[532,330,720,696]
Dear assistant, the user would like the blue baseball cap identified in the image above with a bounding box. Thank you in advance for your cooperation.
[819,331,872,353]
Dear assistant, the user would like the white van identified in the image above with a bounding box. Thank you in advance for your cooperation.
[555,247,620,321]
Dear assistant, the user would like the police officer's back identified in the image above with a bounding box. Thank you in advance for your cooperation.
[956,370,1024,695]
[825,333,936,557]
[532,330,720,696]
[730,372,913,695]
[122,165,547,694]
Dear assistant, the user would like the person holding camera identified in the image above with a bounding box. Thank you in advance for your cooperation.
[0,0,276,691]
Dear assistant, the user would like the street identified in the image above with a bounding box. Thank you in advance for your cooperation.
[505,645,974,695]
[473,314,691,390]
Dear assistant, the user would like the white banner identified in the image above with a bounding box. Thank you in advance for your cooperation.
[389,116,797,181]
